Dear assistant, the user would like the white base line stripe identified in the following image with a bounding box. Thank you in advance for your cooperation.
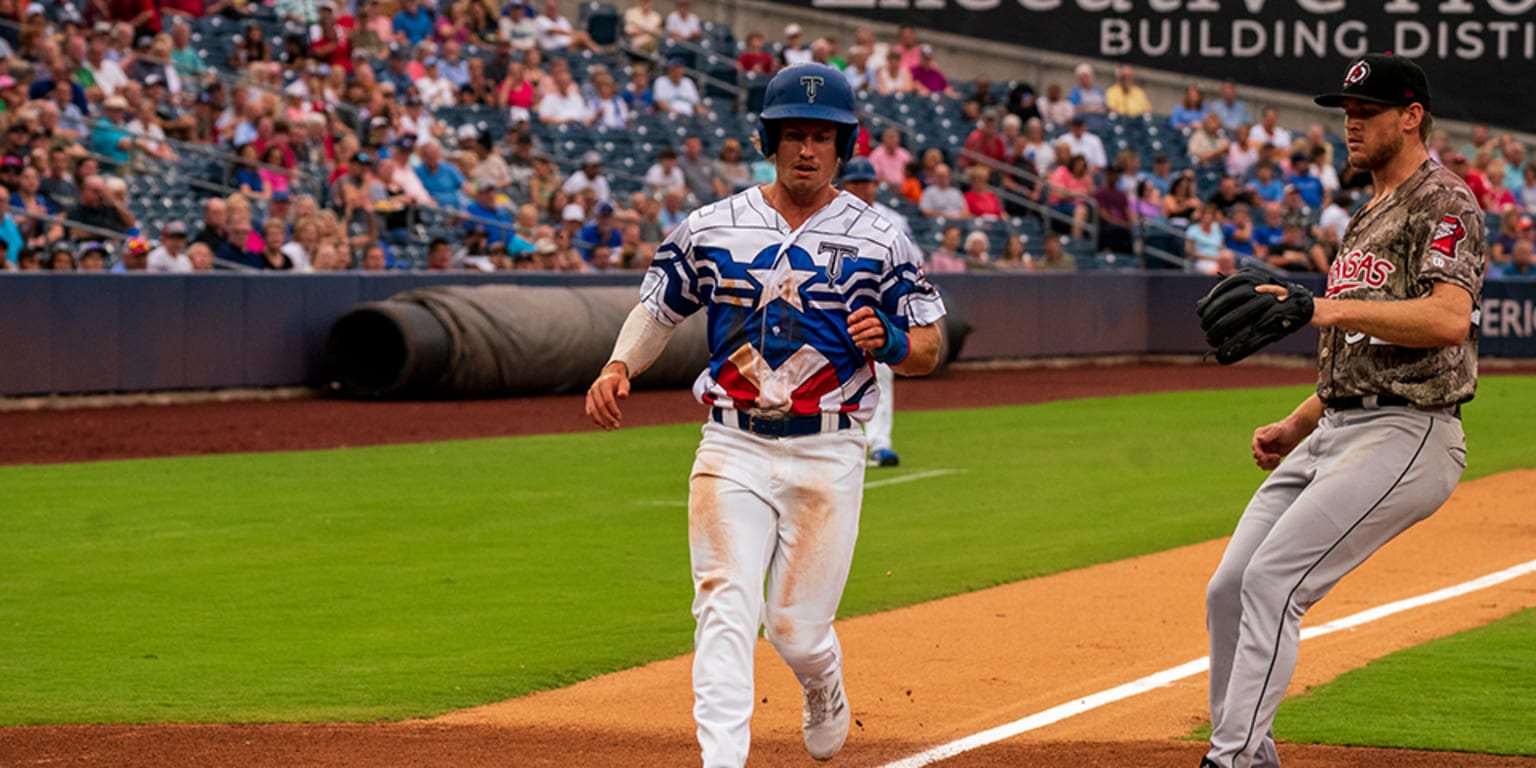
[878,558,1536,768]
[865,469,964,489]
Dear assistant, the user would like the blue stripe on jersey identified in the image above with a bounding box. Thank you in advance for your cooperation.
[650,241,706,321]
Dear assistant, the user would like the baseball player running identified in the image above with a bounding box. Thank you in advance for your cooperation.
[585,63,946,767]
[1201,54,1483,768]
[839,156,919,467]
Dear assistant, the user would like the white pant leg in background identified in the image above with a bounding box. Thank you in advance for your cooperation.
[865,363,895,454]
[688,421,867,768]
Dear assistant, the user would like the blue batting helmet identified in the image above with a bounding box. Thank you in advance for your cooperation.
[840,157,878,182]
[757,63,860,162]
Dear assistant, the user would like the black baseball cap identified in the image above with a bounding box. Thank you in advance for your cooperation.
[1313,53,1432,112]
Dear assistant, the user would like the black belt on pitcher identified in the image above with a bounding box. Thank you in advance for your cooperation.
[1326,394,1460,418]
[710,408,851,438]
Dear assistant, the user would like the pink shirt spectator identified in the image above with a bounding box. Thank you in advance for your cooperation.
[927,249,967,273]
[868,145,911,186]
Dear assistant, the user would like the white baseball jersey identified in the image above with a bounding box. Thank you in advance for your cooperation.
[640,186,945,423]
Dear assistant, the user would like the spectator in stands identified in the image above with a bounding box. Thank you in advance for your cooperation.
[962,230,991,267]
[1261,221,1328,272]
[534,0,595,51]
[960,110,1006,171]
[497,60,536,124]
[889,25,922,71]
[1162,171,1200,229]
[232,142,268,199]
[1002,133,1042,215]
[438,39,470,88]
[1285,152,1324,209]
[643,146,687,199]
[1495,239,1536,278]
[873,51,913,96]
[1309,144,1341,200]
[676,136,716,202]
[1140,153,1173,195]
[537,67,593,125]
[563,150,612,203]
[49,244,81,272]
[276,216,316,270]
[657,188,686,234]
[1249,107,1291,152]
[963,165,1003,220]
[1210,80,1250,131]
[88,95,138,171]
[1184,202,1234,274]
[1105,65,1151,118]
[868,127,911,187]
[1186,111,1229,167]
[920,163,968,219]
[737,31,775,75]
[84,27,131,96]
[1000,114,1023,156]
[193,197,227,250]
[393,0,435,46]
[215,211,262,269]
[927,225,966,272]
[1519,165,1536,217]
[1047,153,1093,238]
[415,56,456,108]
[498,1,537,51]
[454,57,496,106]
[575,200,623,264]
[842,45,873,91]
[1221,203,1257,262]
[67,175,132,240]
[1031,234,1072,272]
[113,239,151,272]
[260,147,294,199]
[1035,82,1073,129]
[1094,165,1134,255]
[1207,174,1254,218]
[1132,178,1163,223]
[1315,190,1350,254]
[1068,63,1105,116]
[424,237,453,270]
[910,46,956,98]
[358,243,387,271]
[1168,84,1206,132]
[1014,118,1053,175]
[1226,124,1258,178]
[142,221,193,272]
[1278,183,1312,231]
[664,0,701,42]
[414,140,468,209]
[12,166,62,247]
[780,23,811,67]
[1441,151,1485,205]
[961,72,1001,122]
[1247,159,1284,203]
[1060,115,1107,173]
[1481,160,1518,214]
[653,57,703,116]
[712,139,750,197]
[624,0,663,53]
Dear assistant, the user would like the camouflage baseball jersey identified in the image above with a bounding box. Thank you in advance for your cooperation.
[1317,159,1484,407]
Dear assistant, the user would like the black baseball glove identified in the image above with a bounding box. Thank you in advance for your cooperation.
[1195,268,1315,365]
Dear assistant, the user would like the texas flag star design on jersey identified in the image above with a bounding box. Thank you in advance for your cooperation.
[639,186,945,422]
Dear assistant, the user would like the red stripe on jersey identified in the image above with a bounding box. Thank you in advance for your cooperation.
[714,358,761,410]
[788,363,842,415]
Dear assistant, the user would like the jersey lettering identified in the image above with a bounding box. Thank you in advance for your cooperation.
[818,242,858,281]
[1325,249,1397,297]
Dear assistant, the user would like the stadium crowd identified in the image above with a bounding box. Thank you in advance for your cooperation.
[0,0,1532,277]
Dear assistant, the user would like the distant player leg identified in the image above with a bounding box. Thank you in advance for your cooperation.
[1205,409,1465,768]
[865,363,897,465]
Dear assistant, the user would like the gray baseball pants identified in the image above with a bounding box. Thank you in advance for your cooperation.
[1204,404,1467,768]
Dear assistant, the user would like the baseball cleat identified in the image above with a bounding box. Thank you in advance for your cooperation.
[868,448,900,467]
[802,677,850,760]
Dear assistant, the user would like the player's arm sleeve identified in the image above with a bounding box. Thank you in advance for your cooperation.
[608,302,677,377]
[1416,185,1485,301]
[638,214,704,327]
[879,232,947,331]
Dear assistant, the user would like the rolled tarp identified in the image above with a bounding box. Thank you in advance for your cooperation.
[324,283,967,399]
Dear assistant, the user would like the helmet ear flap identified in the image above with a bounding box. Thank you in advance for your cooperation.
[757,119,778,158]
[839,124,858,163]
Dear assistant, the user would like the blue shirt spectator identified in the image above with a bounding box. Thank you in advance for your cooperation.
[0,213,22,264]
[1169,103,1206,132]
[464,186,532,252]
[393,0,436,45]
[1209,82,1252,131]
[574,221,622,261]
[415,148,468,209]
[90,100,135,166]
[1286,153,1325,209]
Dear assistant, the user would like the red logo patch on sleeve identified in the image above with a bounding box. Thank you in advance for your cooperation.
[1429,214,1466,259]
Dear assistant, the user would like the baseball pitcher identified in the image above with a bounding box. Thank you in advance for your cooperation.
[1196,54,1483,768]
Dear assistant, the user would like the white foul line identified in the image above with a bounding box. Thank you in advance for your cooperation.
[865,469,964,489]
[878,558,1536,768]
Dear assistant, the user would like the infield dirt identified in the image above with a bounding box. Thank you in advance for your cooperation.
[3,362,1534,768]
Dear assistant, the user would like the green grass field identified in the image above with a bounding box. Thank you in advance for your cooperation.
[2,377,1533,743]
[1277,608,1536,756]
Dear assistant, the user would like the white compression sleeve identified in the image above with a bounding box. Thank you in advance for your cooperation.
[609,303,677,377]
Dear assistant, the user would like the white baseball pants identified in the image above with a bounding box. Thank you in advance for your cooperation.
[687,420,867,768]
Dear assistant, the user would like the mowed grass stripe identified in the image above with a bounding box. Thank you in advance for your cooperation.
[1,376,1531,724]
[1277,607,1536,756]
